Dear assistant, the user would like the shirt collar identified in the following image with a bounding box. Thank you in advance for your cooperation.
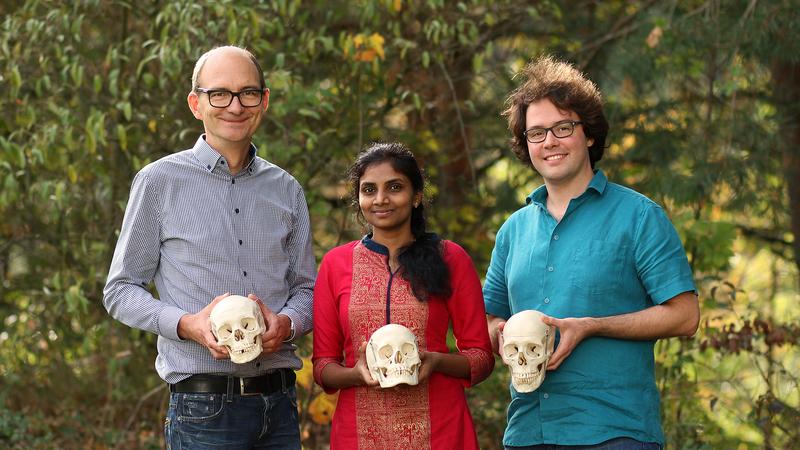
[360,233,442,256]
[361,234,390,255]
[526,169,608,205]
[191,134,257,173]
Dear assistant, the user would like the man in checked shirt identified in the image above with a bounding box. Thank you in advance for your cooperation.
[104,45,316,449]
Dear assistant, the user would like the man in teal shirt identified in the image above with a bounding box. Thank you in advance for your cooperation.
[484,56,699,450]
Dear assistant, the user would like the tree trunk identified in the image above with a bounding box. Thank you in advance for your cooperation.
[771,60,800,282]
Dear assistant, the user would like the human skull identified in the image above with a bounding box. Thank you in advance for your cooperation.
[209,295,265,364]
[366,324,421,388]
[501,310,555,392]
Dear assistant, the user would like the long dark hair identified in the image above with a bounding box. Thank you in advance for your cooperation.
[348,142,452,301]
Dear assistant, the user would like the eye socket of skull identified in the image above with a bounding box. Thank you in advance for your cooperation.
[379,345,393,359]
[401,342,415,356]
[503,343,518,358]
[241,318,256,330]
[217,325,233,339]
[526,343,542,358]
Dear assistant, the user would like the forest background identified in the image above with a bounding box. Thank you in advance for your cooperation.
[1,0,799,449]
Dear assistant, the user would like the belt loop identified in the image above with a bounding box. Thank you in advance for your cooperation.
[280,369,287,394]
[225,375,234,403]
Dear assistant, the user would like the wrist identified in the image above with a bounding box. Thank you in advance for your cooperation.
[279,314,296,342]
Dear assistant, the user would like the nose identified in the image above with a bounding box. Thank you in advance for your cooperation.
[542,129,559,148]
[374,189,389,204]
[227,95,245,113]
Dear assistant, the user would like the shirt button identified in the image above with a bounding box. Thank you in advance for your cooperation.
[548,266,554,272]
[553,234,559,240]
[206,164,212,170]
[239,240,243,245]
[544,297,550,304]
[543,393,549,399]
[243,271,247,277]
[231,179,236,184]
[235,208,240,214]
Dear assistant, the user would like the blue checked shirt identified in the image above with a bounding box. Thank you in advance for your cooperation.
[104,135,316,384]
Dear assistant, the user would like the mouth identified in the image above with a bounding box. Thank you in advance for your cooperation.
[371,209,394,217]
[543,153,567,162]
[220,116,250,124]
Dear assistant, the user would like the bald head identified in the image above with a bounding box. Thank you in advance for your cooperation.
[191,46,265,92]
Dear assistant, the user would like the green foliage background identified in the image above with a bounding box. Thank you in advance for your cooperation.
[1,1,799,449]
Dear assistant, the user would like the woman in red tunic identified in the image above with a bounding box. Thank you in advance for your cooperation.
[312,142,494,450]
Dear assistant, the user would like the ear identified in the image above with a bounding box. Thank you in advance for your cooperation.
[413,192,423,208]
[587,137,594,147]
[262,88,270,112]
[187,91,202,119]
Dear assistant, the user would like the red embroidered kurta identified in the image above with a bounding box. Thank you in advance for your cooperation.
[313,238,494,450]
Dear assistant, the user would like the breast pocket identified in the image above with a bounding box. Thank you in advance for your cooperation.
[570,240,627,296]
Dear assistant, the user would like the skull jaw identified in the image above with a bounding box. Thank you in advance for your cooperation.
[510,369,545,392]
[226,336,263,364]
[373,364,420,388]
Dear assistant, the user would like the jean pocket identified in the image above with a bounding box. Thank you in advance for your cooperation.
[177,393,225,422]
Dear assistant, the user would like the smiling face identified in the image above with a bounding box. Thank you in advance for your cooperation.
[525,98,594,191]
[358,161,422,240]
[187,48,269,155]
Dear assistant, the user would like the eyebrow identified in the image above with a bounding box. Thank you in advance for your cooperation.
[360,178,405,186]
[527,119,577,129]
[204,85,262,91]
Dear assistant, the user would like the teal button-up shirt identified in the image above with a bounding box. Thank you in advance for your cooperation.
[484,170,695,447]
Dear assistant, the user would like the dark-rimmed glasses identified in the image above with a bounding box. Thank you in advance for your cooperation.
[194,87,265,108]
[523,120,583,143]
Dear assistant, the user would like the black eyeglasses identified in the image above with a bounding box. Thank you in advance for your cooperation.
[523,120,583,143]
[194,87,265,108]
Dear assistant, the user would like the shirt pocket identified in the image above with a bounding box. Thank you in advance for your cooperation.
[569,239,626,296]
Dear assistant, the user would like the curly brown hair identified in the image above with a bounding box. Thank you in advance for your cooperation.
[503,55,608,168]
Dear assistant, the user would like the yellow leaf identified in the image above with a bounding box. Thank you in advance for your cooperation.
[294,356,314,390]
[67,166,78,184]
[308,392,338,424]
[368,33,385,59]
[393,0,402,12]
[148,119,157,133]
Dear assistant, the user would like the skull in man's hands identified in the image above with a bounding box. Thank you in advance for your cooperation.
[209,295,265,363]
[501,310,555,392]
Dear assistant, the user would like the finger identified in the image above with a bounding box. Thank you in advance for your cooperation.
[541,315,559,328]
[547,347,567,370]
[210,292,231,306]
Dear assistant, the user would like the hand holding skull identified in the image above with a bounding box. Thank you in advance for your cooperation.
[249,294,290,355]
[177,292,231,360]
[540,315,593,370]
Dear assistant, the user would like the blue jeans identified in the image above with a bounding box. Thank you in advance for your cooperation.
[164,386,300,449]
[506,437,661,450]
